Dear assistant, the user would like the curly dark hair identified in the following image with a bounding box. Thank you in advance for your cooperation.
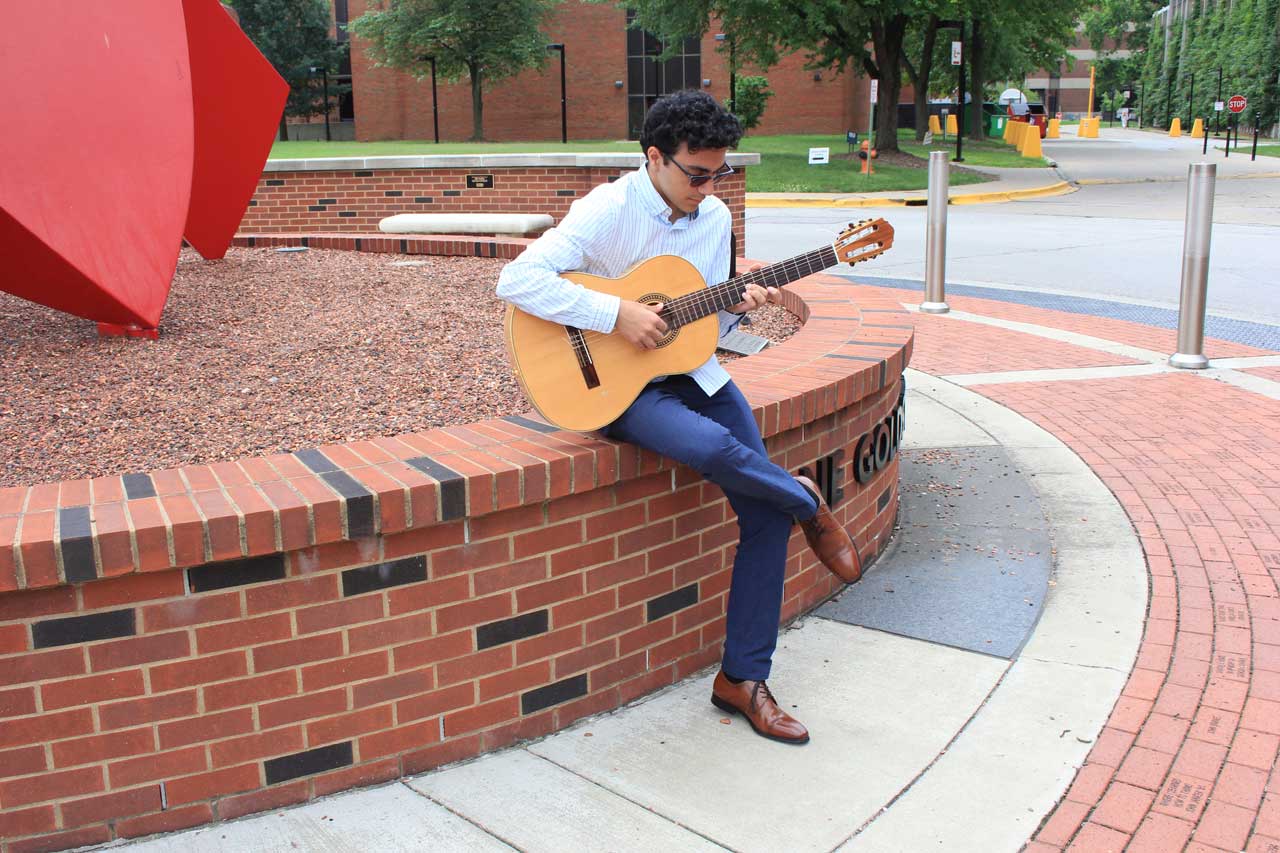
[639,90,743,158]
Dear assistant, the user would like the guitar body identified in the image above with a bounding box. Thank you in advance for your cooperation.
[504,254,720,432]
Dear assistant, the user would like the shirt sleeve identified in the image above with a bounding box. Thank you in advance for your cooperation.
[495,193,623,334]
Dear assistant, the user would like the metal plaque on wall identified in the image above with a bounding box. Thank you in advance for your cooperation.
[465,174,494,189]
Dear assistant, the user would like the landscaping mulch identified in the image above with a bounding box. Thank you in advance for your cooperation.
[1,248,799,487]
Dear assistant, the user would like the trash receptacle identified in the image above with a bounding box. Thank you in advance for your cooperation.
[988,114,1007,136]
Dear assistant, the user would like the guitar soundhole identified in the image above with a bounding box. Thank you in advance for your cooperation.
[639,292,679,348]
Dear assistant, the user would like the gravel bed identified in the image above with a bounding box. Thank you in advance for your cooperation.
[2,248,800,488]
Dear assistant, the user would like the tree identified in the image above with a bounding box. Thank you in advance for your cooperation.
[228,0,349,141]
[350,0,560,141]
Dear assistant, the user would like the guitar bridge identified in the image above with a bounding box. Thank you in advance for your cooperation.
[566,326,601,389]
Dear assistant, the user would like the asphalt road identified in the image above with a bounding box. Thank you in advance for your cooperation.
[746,127,1280,326]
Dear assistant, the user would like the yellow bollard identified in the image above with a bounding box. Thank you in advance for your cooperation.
[1190,117,1204,138]
[1022,127,1043,159]
[928,114,942,135]
[1047,118,1060,139]
[945,113,958,135]
[1009,121,1024,147]
[1017,122,1031,153]
[1002,116,1016,143]
[1169,117,1182,137]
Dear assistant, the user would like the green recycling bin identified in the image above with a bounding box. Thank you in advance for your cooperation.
[988,114,1007,136]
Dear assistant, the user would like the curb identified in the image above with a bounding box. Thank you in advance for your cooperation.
[745,180,1076,208]
[1076,171,1280,185]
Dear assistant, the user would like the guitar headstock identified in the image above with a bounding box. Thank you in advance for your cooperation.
[832,218,894,266]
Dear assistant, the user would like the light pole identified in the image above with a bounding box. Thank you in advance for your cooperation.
[309,65,331,141]
[422,56,439,143]
[546,43,567,143]
[715,33,737,114]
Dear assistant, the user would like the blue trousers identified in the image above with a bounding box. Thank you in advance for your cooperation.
[606,376,818,680]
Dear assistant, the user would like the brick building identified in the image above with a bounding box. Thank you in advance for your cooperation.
[1024,29,1134,116]
[340,0,870,142]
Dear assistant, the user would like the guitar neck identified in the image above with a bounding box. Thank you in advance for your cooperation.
[662,245,840,330]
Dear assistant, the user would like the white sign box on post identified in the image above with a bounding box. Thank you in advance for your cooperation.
[808,147,830,165]
[951,41,962,65]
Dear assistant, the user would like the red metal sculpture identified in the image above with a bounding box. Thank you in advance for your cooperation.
[0,0,288,337]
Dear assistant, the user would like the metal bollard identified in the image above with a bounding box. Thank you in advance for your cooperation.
[921,151,950,314]
[1169,163,1216,369]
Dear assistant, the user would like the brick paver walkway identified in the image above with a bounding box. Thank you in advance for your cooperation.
[853,282,1280,853]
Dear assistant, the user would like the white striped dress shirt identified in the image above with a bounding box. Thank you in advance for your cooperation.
[495,164,741,397]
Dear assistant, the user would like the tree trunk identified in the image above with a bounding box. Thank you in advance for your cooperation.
[912,17,939,142]
[469,63,484,141]
[967,19,986,141]
[871,15,908,153]
[279,112,290,142]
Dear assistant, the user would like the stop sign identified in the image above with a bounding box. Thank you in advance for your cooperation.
[1228,94,1248,113]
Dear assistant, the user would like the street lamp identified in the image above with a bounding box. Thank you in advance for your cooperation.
[546,43,567,143]
[419,55,439,143]
[714,33,737,114]
[937,18,966,162]
[309,65,331,141]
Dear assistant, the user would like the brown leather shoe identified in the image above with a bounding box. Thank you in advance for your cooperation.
[794,474,862,583]
[711,671,810,745]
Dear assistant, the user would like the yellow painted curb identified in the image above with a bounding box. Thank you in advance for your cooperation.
[745,180,1077,208]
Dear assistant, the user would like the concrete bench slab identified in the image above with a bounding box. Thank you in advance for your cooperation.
[379,213,554,235]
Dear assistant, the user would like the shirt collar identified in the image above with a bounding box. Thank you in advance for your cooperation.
[635,162,699,224]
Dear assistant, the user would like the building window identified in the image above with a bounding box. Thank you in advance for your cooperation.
[626,11,701,139]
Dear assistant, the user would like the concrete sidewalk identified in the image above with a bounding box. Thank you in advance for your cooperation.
[84,279,1280,852]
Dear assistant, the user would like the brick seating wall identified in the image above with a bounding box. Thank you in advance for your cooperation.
[240,166,748,249]
[0,235,911,853]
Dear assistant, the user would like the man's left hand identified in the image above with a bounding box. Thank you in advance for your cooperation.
[729,283,782,314]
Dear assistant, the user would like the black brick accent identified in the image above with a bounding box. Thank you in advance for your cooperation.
[843,339,901,348]
[295,448,339,474]
[607,175,620,182]
[264,742,353,786]
[342,556,426,597]
[555,189,576,197]
[442,190,461,197]
[58,506,96,583]
[189,554,286,593]
[400,239,408,254]
[319,198,338,205]
[864,323,914,329]
[473,243,482,257]
[414,196,434,203]
[354,170,374,177]
[880,359,887,389]
[828,354,883,363]
[33,609,135,649]
[265,179,285,186]
[248,200,258,206]
[878,485,892,512]
[122,473,156,499]
[355,238,363,251]
[308,205,328,212]
[521,674,588,714]
[405,457,466,521]
[489,242,496,257]
[338,211,356,218]
[477,610,548,650]
[503,415,559,434]
[647,584,698,622]
[300,237,310,248]
[247,237,257,247]
[320,471,375,539]
[384,190,403,197]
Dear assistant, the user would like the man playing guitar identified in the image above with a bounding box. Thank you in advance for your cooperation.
[496,90,859,745]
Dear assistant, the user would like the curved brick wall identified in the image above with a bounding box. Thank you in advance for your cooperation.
[0,235,912,853]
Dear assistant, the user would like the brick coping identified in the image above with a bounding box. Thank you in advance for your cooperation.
[263,152,763,173]
[0,235,913,595]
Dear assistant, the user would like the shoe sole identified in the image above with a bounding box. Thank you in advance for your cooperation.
[711,694,810,745]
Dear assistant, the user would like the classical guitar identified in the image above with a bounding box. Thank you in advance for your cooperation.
[504,218,894,431]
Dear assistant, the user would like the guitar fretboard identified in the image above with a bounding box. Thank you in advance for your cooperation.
[660,245,840,331]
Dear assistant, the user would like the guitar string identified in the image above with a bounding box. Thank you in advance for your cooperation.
[565,244,859,351]
[563,242,883,357]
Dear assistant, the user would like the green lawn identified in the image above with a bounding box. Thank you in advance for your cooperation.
[897,128,1050,169]
[269,134,999,193]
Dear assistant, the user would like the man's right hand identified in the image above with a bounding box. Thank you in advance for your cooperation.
[614,300,668,350]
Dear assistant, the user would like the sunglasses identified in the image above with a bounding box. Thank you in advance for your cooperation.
[667,157,735,187]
